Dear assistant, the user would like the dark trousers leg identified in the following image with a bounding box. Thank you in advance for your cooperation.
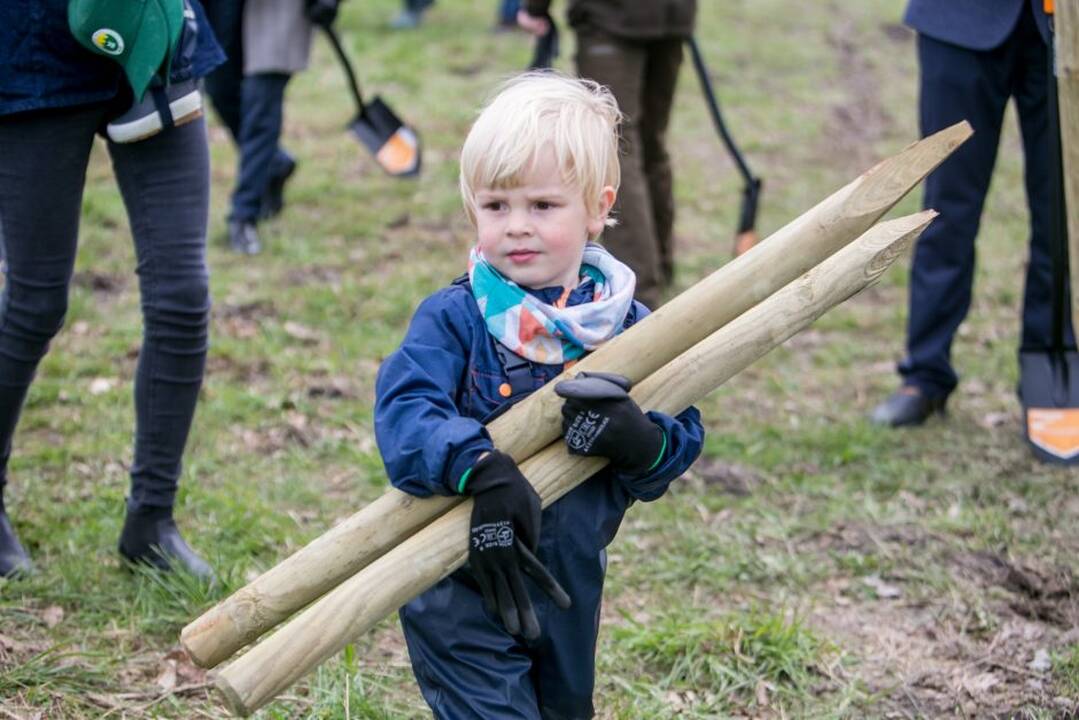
[0,106,102,489]
[638,38,683,288]
[577,30,663,309]
[230,73,290,223]
[899,34,1011,396]
[203,0,246,142]
[108,118,211,509]
[203,0,293,197]
[400,577,542,720]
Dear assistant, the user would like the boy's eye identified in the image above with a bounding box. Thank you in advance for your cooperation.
[534,201,555,210]
[482,201,506,211]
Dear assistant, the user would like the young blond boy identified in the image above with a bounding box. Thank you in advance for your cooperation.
[374,73,704,720]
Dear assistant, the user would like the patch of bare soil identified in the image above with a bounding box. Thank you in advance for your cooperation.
[213,300,277,340]
[283,265,344,288]
[71,270,127,297]
[684,456,764,497]
[823,15,894,172]
[205,354,272,385]
[809,527,1078,717]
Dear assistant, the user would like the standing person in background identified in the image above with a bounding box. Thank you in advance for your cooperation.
[204,0,339,255]
[870,0,1060,426]
[518,0,697,309]
[391,0,434,30]
[392,0,518,32]
[496,0,521,31]
[0,0,224,579]
[202,0,299,237]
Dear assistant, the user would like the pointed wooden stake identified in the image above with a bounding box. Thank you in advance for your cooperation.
[181,123,970,671]
[212,212,937,716]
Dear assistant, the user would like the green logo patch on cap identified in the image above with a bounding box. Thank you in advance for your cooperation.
[91,28,125,55]
[69,0,184,101]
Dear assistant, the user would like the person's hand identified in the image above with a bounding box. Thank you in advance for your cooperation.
[554,372,666,475]
[306,0,340,28]
[465,451,571,639]
[517,9,550,36]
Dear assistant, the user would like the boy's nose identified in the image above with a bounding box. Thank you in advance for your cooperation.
[505,210,533,237]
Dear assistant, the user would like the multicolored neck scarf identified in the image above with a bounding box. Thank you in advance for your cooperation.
[468,243,636,365]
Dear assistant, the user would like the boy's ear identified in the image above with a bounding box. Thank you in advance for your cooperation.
[587,185,617,237]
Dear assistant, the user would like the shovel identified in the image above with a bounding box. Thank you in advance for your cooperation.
[1018,4,1079,464]
[687,36,763,257]
[321,25,421,178]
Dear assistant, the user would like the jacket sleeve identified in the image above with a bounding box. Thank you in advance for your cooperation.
[613,406,704,502]
[374,291,494,497]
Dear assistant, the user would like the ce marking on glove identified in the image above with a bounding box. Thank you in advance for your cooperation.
[565,411,608,453]
[472,520,514,551]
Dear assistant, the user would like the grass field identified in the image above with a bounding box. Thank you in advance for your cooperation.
[1,1,1077,717]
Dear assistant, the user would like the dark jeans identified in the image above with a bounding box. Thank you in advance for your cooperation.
[900,5,1068,397]
[0,104,211,508]
[576,29,683,309]
[203,0,293,222]
[230,73,292,223]
[499,0,519,25]
[202,0,247,141]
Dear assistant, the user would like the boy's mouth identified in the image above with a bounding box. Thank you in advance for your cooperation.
[507,249,540,263]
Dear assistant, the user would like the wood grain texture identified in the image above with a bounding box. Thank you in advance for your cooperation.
[182,123,969,670]
[213,212,936,717]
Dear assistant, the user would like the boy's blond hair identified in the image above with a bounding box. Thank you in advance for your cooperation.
[460,72,622,228]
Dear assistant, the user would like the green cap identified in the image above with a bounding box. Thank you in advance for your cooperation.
[68,0,184,101]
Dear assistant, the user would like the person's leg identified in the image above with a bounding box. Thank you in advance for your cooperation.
[531,552,605,720]
[638,37,684,289]
[498,0,520,27]
[203,0,246,142]
[1012,8,1069,351]
[231,72,290,226]
[108,116,213,579]
[899,36,1012,397]
[400,574,543,720]
[0,104,103,575]
[392,0,433,28]
[576,30,664,309]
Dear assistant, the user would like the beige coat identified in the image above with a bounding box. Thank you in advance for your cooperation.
[242,0,315,75]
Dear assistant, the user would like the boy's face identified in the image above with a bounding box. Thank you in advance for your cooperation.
[474,150,615,291]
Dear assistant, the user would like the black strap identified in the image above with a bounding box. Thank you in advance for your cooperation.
[493,341,535,398]
[150,86,174,130]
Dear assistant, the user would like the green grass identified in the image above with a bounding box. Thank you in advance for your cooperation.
[1,0,1077,717]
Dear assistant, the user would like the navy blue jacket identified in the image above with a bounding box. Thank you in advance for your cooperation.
[375,279,704,547]
[0,0,224,116]
[904,0,1049,50]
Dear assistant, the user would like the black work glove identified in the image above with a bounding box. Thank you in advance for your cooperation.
[554,372,666,475]
[305,0,340,27]
[466,450,571,639]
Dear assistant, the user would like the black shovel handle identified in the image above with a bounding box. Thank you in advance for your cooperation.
[1047,22,1072,353]
[322,25,366,117]
[687,36,762,235]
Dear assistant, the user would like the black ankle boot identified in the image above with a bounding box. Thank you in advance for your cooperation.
[118,503,215,582]
[0,491,32,578]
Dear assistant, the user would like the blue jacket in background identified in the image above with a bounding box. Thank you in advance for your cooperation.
[904,0,1049,50]
[0,0,224,117]
[375,278,704,718]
